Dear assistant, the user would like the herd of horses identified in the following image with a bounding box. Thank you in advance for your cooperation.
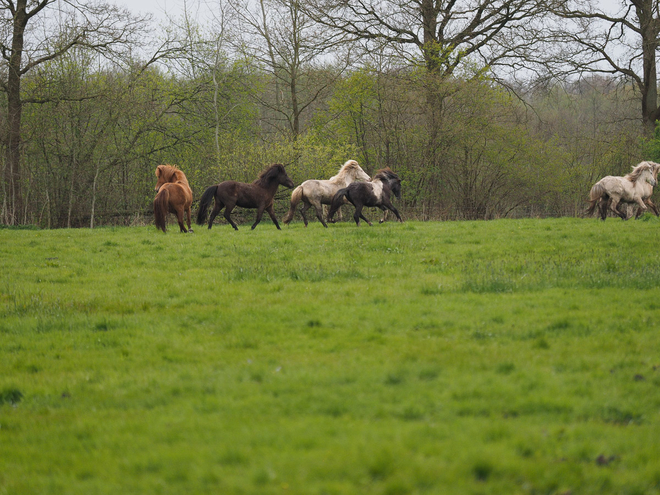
[153,160,402,233]
[153,159,660,232]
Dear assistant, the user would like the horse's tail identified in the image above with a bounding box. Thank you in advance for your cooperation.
[282,185,304,224]
[328,188,349,220]
[196,185,218,225]
[586,182,605,216]
[154,188,170,233]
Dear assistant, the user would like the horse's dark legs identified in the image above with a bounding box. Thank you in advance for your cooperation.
[207,199,225,229]
[379,197,403,222]
[379,208,389,224]
[300,201,311,227]
[353,204,372,226]
[224,205,239,230]
[598,197,608,220]
[265,204,282,230]
[251,206,265,230]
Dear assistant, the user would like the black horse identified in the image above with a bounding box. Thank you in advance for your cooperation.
[327,168,403,226]
[196,164,294,230]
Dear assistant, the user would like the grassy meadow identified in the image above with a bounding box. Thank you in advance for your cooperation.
[1,215,660,494]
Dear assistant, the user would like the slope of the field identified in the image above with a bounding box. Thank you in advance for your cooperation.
[1,218,659,494]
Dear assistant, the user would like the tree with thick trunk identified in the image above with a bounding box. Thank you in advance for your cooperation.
[537,0,660,136]
[0,0,146,224]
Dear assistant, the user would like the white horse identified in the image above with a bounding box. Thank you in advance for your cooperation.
[282,160,370,228]
[587,161,659,220]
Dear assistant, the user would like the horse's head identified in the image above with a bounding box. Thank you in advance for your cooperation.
[155,165,179,192]
[344,160,370,182]
[279,166,295,189]
[259,164,294,188]
[636,163,658,187]
[375,168,402,199]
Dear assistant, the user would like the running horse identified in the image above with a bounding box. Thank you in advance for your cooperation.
[196,164,294,230]
[153,165,194,233]
[587,161,659,220]
[327,168,403,226]
[282,160,370,228]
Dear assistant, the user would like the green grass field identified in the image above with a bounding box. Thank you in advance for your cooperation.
[1,216,660,494]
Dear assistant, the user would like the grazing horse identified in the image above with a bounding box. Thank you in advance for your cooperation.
[196,164,294,230]
[282,160,370,228]
[327,168,403,226]
[153,165,194,233]
[587,161,659,220]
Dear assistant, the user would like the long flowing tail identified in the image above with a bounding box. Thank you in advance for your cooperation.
[282,185,303,224]
[327,188,350,221]
[196,185,218,225]
[154,188,170,233]
[586,183,604,216]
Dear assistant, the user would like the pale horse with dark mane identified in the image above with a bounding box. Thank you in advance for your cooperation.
[587,161,660,220]
[282,160,370,228]
[327,168,403,226]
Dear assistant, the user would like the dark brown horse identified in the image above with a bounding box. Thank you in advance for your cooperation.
[327,168,403,226]
[196,164,295,230]
[154,165,194,233]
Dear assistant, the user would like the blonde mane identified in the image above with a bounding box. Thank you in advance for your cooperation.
[626,162,654,183]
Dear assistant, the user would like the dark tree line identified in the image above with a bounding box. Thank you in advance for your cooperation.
[0,0,656,227]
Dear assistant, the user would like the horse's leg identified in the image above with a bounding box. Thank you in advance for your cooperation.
[223,204,239,230]
[647,198,659,216]
[608,197,626,220]
[208,199,225,229]
[176,208,188,233]
[265,204,282,230]
[185,205,194,233]
[359,211,372,226]
[380,197,403,222]
[353,204,371,226]
[310,200,328,228]
[598,197,608,220]
[251,205,266,230]
[379,208,389,224]
[633,197,647,219]
[300,200,311,227]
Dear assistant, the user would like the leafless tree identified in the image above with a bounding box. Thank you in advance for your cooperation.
[0,0,149,225]
[302,0,546,77]
[530,0,660,135]
[228,0,349,140]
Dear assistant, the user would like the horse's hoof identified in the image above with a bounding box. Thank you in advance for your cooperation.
[188,229,194,233]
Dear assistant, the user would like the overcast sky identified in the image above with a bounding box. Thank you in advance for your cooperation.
[117,0,624,22]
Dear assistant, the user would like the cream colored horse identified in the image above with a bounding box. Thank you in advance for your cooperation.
[587,161,659,220]
[283,160,370,228]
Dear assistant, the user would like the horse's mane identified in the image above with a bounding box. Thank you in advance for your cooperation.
[329,160,360,180]
[626,162,654,183]
[374,167,399,183]
[254,163,286,186]
[156,164,186,182]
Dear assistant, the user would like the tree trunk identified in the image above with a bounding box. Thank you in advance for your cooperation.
[4,0,28,225]
[637,0,660,135]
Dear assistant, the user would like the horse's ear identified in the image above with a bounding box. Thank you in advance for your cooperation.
[156,165,163,178]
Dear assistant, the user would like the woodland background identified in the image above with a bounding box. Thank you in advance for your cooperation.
[1,0,660,228]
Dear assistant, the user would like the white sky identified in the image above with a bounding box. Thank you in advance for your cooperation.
[117,0,625,22]
[116,0,219,22]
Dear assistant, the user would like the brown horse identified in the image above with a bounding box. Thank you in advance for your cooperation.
[196,164,295,230]
[153,165,194,233]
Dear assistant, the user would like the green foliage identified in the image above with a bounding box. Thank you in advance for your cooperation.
[1,218,660,493]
